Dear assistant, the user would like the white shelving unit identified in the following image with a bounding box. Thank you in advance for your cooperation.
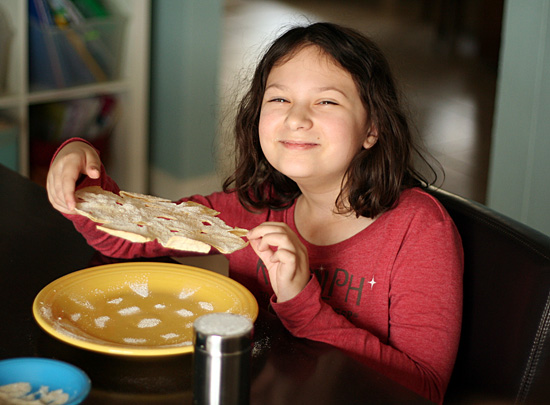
[0,0,150,193]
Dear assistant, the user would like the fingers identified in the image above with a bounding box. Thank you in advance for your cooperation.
[247,223,292,247]
[85,161,101,179]
[247,222,310,302]
[47,161,79,214]
[249,226,287,252]
[248,223,296,266]
[46,142,102,214]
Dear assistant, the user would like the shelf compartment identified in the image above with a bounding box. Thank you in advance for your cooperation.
[29,16,126,91]
[0,115,18,171]
[0,6,13,95]
[28,95,119,186]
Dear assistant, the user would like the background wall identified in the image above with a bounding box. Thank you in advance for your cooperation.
[149,0,223,199]
[487,0,550,236]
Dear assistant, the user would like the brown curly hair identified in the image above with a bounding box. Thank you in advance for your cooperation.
[223,22,435,218]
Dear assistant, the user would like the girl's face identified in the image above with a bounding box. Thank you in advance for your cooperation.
[259,46,377,192]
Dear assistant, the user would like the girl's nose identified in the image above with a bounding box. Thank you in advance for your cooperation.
[285,104,313,131]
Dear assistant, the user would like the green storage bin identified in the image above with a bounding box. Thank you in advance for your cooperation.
[0,120,18,171]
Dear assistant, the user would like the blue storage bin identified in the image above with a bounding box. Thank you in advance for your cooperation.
[29,16,126,91]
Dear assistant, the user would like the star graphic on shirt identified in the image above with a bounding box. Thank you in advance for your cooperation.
[313,265,326,274]
[368,276,376,289]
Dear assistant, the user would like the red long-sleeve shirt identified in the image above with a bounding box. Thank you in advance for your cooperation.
[58,141,463,403]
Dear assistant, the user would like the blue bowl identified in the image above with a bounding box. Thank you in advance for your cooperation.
[0,357,91,404]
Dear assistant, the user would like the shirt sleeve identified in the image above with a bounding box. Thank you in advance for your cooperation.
[270,218,463,404]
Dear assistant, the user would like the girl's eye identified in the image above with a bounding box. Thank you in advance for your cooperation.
[269,98,288,103]
[319,100,338,105]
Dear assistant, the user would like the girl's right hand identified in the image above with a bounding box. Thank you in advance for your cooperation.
[46,141,101,214]
[247,222,311,303]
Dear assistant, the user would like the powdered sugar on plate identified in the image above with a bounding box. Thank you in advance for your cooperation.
[108,298,123,305]
[176,309,194,317]
[198,302,214,311]
[137,318,161,328]
[94,316,110,328]
[128,282,149,298]
[178,287,199,300]
[118,306,141,316]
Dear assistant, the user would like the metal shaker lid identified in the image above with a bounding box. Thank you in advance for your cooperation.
[193,313,253,355]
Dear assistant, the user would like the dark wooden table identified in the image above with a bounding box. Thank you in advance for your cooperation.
[0,164,431,404]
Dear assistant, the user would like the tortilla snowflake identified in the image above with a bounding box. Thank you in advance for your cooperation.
[74,186,248,254]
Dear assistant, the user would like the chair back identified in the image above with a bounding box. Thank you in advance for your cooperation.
[428,188,550,404]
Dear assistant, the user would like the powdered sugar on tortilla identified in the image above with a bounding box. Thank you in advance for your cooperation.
[74,186,249,254]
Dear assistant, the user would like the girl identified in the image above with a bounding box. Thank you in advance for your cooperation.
[47,22,463,404]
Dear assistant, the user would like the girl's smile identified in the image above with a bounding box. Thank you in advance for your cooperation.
[279,140,320,150]
[258,45,377,190]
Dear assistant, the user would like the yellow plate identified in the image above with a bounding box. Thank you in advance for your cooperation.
[33,262,258,356]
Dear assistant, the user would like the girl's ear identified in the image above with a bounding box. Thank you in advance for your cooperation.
[363,126,378,150]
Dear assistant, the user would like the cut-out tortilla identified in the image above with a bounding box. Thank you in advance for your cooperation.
[74,186,248,254]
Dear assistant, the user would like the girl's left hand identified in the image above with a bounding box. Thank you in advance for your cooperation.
[247,222,310,303]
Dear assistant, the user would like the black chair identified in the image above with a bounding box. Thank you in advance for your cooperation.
[427,188,550,404]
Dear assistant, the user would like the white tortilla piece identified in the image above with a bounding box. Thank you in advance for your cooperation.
[74,186,248,254]
[0,383,68,404]
[37,387,69,405]
[0,382,32,397]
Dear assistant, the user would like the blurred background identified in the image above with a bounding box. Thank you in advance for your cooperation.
[149,0,549,236]
[0,0,548,235]
[150,0,550,237]
[219,0,501,205]
[151,0,501,203]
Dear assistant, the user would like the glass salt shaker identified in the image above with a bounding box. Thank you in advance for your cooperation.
[193,313,254,405]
